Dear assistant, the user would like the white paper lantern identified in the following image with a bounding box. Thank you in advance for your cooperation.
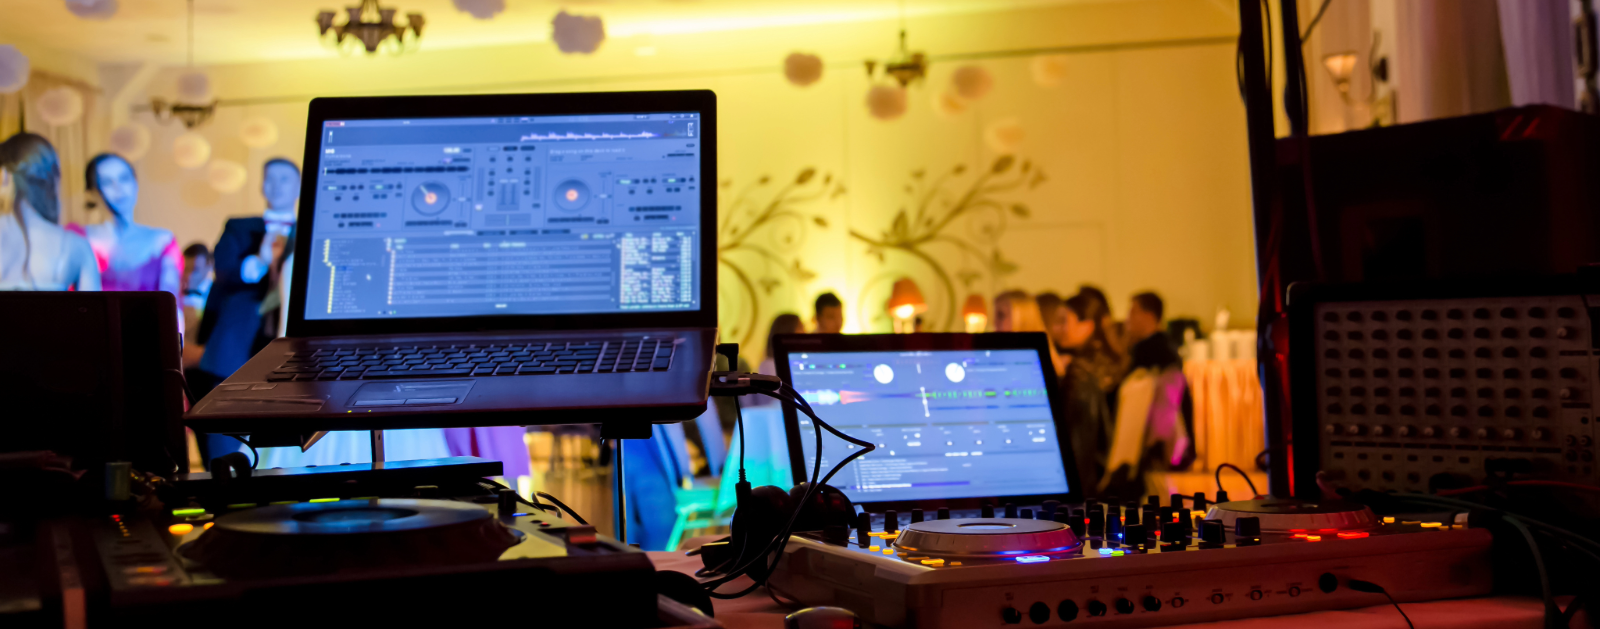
[36,87,84,126]
[951,65,994,101]
[109,124,152,160]
[207,159,247,193]
[239,117,279,148]
[452,0,504,19]
[0,45,29,94]
[65,0,118,20]
[552,11,605,54]
[173,132,212,169]
[866,85,907,121]
[176,72,212,103]
[1030,54,1069,87]
[932,89,967,118]
[784,52,823,87]
[984,117,1025,154]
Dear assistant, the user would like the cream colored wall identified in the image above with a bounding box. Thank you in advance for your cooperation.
[117,0,1257,357]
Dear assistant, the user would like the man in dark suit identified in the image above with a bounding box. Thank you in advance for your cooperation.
[194,158,300,462]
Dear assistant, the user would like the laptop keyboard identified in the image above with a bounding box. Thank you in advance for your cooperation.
[265,338,677,381]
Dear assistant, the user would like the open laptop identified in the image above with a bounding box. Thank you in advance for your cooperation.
[186,91,718,437]
[771,333,1082,520]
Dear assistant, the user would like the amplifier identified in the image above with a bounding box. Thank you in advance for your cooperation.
[1288,277,1599,498]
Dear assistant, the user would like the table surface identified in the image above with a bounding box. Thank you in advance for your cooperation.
[648,548,1562,629]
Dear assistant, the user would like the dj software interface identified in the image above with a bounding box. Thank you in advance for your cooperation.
[304,113,702,320]
[790,349,1072,503]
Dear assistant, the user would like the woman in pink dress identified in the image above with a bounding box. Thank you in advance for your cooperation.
[68,153,182,302]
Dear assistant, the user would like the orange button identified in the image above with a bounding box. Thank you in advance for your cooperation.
[167,523,194,536]
[1336,532,1369,539]
[123,566,169,575]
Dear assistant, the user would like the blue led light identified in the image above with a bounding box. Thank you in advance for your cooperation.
[1097,547,1114,555]
[1015,555,1050,564]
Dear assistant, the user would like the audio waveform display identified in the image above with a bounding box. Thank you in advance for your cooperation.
[519,131,659,141]
[799,388,1048,406]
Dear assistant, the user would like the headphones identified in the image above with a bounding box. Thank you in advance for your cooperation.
[724,481,855,580]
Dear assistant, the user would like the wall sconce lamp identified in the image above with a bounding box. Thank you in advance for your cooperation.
[886,278,928,334]
[961,294,988,333]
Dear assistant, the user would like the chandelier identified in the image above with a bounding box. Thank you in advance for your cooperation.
[150,99,215,129]
[864,30,926,88]
[316,0,425,55]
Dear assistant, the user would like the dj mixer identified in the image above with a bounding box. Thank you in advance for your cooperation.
[767,497,1492,628]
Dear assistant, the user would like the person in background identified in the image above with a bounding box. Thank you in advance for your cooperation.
[991,289,1028,332]
[194,158,300,463]
[994,291,1065,378]
[1100,290,1194,500]
[813,292,844,334]
[760,313,804,375]
[70,153,182,304]
[1065,286,1124,394]
[180,243,212,369]
[1056,293,1114,493]
[0,133,99,291]
[1078,284,1129,359]
[1035,291,1063,349]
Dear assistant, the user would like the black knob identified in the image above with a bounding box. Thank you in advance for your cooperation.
[1200,519,1226,547]
[1042,500,1061,519]
[1162,521,1188,548]
[937,507,951,520]
[911,508,924,524]
[1147,495,1161,507]
[1106,509,1123,540]
[1005,503,1018,519]
[1319,573,1338,593]
[1143,595,1162,612]
[1215,490,1230,503]
[884,510,898,533]
[1123,507,1141,527]
[1057,599,1079,622]
[1235,516,1261,538]
[1087,507,1105,534]
[1001,606,1023,624]
[1170,493,1184,509]
[1114,598,1135,615]
[855,511,871,531]
[982,503,995,518]
[823,524,848,546]
[1192,492,1208,511]
[1019,508,1034,520]
[1142,506,1161,532]
[1086,600,1108,617]
[496,488,517,516]
[1028,602,1050,624]
[1067,512,1085,537]
[1123,524,1145,548]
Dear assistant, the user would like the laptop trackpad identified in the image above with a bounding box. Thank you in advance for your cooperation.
[348,380,476,408]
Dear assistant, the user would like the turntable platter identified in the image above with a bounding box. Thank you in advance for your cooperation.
[892,519,1081,562]
[182,499,521,579]
[1204,499,1380,534]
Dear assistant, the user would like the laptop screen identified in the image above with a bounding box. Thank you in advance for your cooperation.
[787,348,1071,503]
[302,112,702,321]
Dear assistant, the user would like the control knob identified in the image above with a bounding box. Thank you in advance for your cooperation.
[1114,598,1135,615]
[1086,600,1107,617]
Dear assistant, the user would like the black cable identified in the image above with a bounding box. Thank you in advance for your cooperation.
[1215,462,1259,497]
[229,435,258,469]
[1346,580,1414,629]
[479,478,559,515]
[702,385,875,597]
[535,492,589,525]
[1506,516,1560,627]
[734,393,747,484]
[1300,0,1334,43]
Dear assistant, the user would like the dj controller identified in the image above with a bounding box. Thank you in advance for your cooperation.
[767,496,1492,628]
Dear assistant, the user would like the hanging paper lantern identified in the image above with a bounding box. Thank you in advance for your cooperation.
[951,65,994,101]
[64,0,118,19]
[176,71,212,103]
[0,45,29,94]
[207,159,247,193]
[1030,54,1069,87]
[36,87,85,126]
[109,124,152,160]
[552,11,605,54]
[452,0,504,19]
[173,132,212,169]
[866,85,908,121]
[984,117,1025,154]
[784,52,823,87]
[932,89,967,118]
[239,117,279,148]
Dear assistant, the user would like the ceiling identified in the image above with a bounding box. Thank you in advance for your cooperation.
[0,0,1096,66]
